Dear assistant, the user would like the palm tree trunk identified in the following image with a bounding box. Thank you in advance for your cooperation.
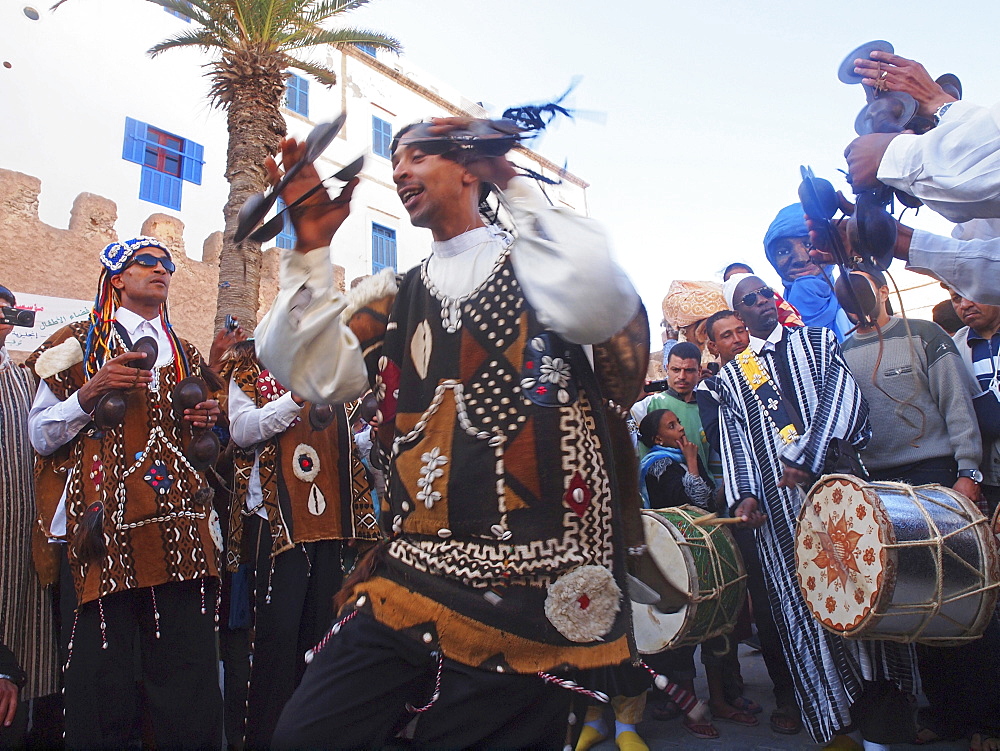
[215,74,287,332]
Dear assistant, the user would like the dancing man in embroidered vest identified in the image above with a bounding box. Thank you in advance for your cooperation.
[715,273,919,748]
[223,340,379,748]
[26,237,223,749]
[254,118,650,748]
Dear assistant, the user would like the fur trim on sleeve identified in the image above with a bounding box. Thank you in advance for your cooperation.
[342,268,399,325]
[33,337,84,380]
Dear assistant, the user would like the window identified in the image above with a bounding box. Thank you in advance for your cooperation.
[372,116,392,159]
[285,74,309,118]
[356,44,376,57]
[372,224,396,274]
[122,117,204,210]
[163,1,192,21]
[274,197,297,250]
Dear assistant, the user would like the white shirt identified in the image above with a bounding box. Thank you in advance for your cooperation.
[748,323,784,356]
[255,176,640,405]
[27,308,177,535]
[227,377,303,518]
[907,219,1000,306]
[878,99,1000,223]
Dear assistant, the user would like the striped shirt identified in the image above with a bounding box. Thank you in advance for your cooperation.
[716,326,918,742]
[967,329,1000,391]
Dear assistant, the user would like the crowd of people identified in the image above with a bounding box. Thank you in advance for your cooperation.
[1,48,1000,751]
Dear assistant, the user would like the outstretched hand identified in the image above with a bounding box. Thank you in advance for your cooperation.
[76,351,153,413]
[844,132,909,193]
[265,138,359,253]
[855,51,956,118]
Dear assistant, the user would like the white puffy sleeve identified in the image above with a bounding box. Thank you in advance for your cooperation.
[506,177,640,344]
[254,247,370,405]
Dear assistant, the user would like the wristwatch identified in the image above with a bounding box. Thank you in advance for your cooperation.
[933,101,956,125]
[957,468,983,483]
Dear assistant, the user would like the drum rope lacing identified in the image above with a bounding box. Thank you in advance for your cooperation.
[800,476,999,643]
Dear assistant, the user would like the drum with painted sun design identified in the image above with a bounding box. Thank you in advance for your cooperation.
[795,474,1000,645]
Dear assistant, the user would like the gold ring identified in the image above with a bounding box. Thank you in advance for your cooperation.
[880,70,888,80]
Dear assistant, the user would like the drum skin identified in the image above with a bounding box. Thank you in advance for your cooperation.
[796,474,1000,645]
[632,506,747,654]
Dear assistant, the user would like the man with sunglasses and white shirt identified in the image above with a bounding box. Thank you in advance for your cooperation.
[715,273,919,750]
[26,237,223,749]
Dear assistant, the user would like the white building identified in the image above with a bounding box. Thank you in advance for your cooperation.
[0,0,588,284]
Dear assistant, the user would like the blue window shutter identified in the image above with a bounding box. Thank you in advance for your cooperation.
[139,167,182,210]
[285,75,309,117]
[181,139,204,184]
[372,223,396,273]
[372,117,392,159]
[123,117,147,164]
[275,197,297,249]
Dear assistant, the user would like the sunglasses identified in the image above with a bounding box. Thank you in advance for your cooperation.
[129,253,175,274]
[738,286,775,308]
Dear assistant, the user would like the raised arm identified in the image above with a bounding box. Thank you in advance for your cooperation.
[254,137,370,404]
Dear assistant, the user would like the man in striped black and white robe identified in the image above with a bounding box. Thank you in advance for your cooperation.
[715,274,919,746]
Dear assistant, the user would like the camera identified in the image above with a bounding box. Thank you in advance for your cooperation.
[1,306,36,328]
[224,314,239,333]
[643,379,670,394]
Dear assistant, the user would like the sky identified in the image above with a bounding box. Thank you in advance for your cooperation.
[346,0,1000,338]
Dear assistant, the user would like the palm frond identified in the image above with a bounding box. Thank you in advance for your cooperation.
[299,0,371,24]
[287,56,338,86]
[281,27,400,54]
[149,28,226,56]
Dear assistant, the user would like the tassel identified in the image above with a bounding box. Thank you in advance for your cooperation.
[73,501,107,564]
[332,541,385,612]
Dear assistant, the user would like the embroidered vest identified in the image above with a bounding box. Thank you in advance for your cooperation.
[227,358,379,570]
[27,322,218,605]
[348,250,635,673]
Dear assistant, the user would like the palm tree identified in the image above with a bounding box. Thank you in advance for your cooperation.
[66,0,400,329]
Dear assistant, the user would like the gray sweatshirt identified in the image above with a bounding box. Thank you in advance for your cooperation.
[842,316,982,472]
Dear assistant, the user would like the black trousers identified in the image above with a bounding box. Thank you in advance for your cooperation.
[870,457,1000,736]
[243,516,343,749]
[62,578,222,750]
[271,612,574,750]
[732,527,797,710]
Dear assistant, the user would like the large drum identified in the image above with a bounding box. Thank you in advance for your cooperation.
[632,505,747,654]
[796,475,1000,645]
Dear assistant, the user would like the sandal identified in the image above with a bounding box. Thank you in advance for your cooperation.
[682,716,720,740]
[729,695,763,714]
[713,708,759,727]
[769,706,802,735]
[971,731,1000,751]
[648,700,682,722]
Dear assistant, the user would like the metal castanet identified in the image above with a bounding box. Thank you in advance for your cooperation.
[234,114,347,243]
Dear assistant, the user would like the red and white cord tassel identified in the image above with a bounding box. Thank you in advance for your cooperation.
[636,658,708,720]
[406,651,444,713]
[304,610,359,665]
[536,672,609,704]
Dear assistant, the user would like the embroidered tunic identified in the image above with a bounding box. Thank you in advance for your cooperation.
[716,325,919,742]
[226,353,379,570]
[27,322,219,605]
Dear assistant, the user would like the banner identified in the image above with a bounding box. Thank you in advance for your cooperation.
[5,292,92,352]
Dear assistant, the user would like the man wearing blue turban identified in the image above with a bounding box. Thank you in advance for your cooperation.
[764,204,851,340]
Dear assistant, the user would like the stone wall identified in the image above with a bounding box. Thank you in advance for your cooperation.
[0,168,345,361]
